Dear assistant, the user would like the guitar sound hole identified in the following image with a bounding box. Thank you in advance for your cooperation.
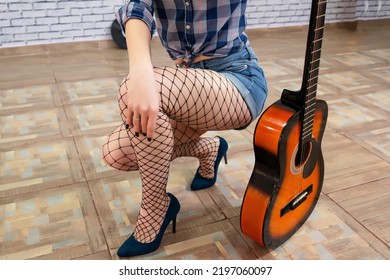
[294,141,311,168]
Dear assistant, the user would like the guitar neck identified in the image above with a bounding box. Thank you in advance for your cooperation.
[301,0,327,143]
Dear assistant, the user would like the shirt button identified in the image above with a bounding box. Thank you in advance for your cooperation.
[186,24,190,30]
[185,2,190,6]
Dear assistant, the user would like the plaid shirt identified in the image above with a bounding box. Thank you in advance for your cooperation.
[116,0,249,63]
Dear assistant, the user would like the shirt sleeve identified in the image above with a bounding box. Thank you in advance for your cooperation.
[115,0,155,37]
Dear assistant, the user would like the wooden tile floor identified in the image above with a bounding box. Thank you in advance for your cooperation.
[1,20,389,260]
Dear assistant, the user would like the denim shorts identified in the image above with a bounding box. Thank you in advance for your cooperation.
[191,45,268,124]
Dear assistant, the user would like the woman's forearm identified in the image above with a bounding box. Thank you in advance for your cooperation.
[125,19,153,73]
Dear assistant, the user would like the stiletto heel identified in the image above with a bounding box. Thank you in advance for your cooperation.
[117,193,180,257]
[172,217,176,233]
[190,136,228,191]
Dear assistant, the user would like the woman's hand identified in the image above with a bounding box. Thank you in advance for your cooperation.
[125,65,160,140]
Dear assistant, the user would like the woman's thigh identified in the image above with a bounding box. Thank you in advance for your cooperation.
[153,67,252,131]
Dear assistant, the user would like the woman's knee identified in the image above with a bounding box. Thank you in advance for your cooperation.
[102,139,138,171]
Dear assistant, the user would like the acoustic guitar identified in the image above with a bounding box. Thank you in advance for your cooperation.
[240,0,328,248]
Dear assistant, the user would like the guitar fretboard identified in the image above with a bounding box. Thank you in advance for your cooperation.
[301,0,327,143]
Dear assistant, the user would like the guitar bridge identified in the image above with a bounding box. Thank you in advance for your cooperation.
[280,185,313,217]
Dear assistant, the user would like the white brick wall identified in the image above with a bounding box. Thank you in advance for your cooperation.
[0,0,389,48]
[246,0,390,27]
[0,0,123,47]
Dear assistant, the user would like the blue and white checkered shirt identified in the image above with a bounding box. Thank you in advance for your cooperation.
[116,0,249,63]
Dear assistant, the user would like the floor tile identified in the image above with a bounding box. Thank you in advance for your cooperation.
[0,183,106,260]
[0,107,71,147]
[0,139,85,197]
[329,177,390,247]
[0,84,62,114]
[57,77,120,105]
[64,100,122,135]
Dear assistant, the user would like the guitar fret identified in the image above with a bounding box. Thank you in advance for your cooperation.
[303,116,314,122]
[304,108,316,117]
[311,57,321,64]
[308,77,318,85]
[303,124,314,133]
[308,78,318,85]
[308,76,318,85]
[306,94,316,101]
[305,103,316,109]
[303,116,314,125]
[308,85,318,93]
[307,84,317,91]
[304,107,316,116]
[304,109,316,118]
[313,38,323,47]
[306,101,315,107]
[312,50,322,60]
[309,68,319,77]
[302,131,313,140]
[304,117,315,125]
[310,65,320,73]
[312,48,321,54]
[302,131,313,139]
[306,96,316,104]
[309,72,319,81]
[311,51,321,60]
[303,122,314,131]
[315,18,325,29]
[307,95,317,102]
[313,38,323,44]
[313,40,323,50]
[303,119,314,129]
[314,29,324,41]
[305,97,316,105]
[310,63,320,71]
[312,44,322,53]
[306,91,316,97]
[302,125,314,136]
[314,27,325,34]
[303,122,313,130]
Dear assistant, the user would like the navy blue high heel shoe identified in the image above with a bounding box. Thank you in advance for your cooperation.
[190,136,228,191]
[117,193,180,257]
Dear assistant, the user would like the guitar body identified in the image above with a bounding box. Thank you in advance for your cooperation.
[240,99,327,248]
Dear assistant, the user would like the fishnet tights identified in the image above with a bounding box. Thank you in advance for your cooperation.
[103,67,251,243]
[171,137,220,179]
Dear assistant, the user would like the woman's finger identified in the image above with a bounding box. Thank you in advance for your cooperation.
[146,112,157,140]
[126,109,133,129]
[140,112,148,136]
[131,112,141,137]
